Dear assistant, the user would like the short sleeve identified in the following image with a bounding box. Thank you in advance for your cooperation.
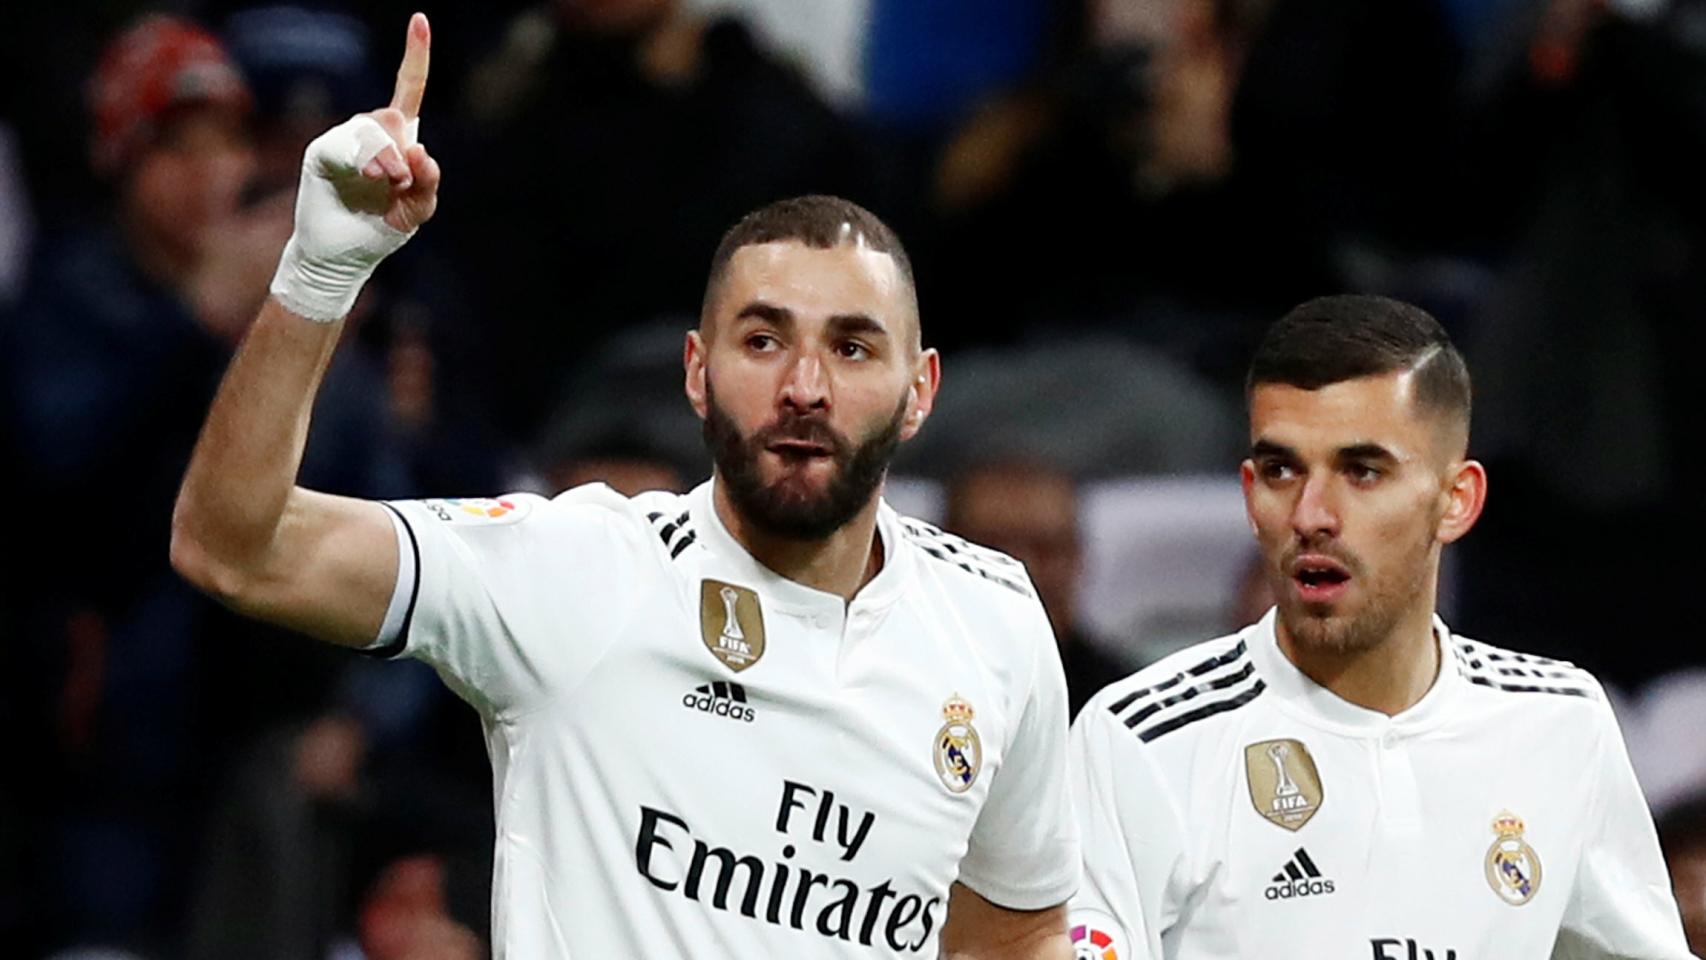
[956,617,1081,910]
[1068,697,1189,960]
[1553,698,1695,959]
[371,486,649,720]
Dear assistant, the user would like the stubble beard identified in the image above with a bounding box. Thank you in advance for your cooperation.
[703,379,909,542]
[1273,529,1437,657]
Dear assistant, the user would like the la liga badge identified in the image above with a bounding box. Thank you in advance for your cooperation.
[1068,907,1128,960]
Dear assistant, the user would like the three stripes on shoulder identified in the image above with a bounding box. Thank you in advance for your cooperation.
[1104,636,1601,747]
[648,509,699,560]
[900,519,1033,598]
[1105,640,1264,744]
[1450,639,1598,699]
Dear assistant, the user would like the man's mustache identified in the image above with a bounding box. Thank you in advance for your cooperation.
[752,416,848,455]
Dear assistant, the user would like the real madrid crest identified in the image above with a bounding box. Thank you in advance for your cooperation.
[1485,810,1542,906]
[933,694,982,794]
[699,579,765,673]
[1244,738,1325,831]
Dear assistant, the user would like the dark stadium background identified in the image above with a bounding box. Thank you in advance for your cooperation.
[2,0,1702,956]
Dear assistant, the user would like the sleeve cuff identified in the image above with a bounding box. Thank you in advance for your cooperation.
[361,503,419,659]
[957,857,1080,912]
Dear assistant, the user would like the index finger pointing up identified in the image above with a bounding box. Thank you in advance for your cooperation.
[390,13,431,119]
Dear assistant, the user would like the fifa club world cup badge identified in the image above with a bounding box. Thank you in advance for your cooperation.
[933,694,982,794]
[1485,810,1542,906]
[699,580,765,673]
[1244,739,1325,831]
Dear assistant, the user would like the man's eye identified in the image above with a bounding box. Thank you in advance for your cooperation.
[1348,464,1382,484]
[837,341,870,360]
[1260,462,1296,481]
[746,333,778,352]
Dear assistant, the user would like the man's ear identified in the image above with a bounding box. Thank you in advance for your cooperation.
[1437,459,1487,545]
[684,329,708,420]
[900,348,942,441]
[1239,459,1261,538]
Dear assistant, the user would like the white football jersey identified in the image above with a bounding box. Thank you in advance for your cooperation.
[371,480,1078,958]
[1068,609,1694,960]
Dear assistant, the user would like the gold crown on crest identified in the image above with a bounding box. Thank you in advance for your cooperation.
[941,694,975,723]
[1491,811,1526,837]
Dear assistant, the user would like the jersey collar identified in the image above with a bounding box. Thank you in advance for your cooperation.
[1249,607,1467,737]
[688,480,913,615]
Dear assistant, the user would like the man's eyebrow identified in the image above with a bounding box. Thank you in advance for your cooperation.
[1336,443,1399,463]
[1250,439,1296,459]
[734,301,795,328]
[826,313,889,339]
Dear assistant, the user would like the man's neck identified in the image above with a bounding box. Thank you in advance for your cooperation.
[711,478,885,603]
[1276,601,1442,717]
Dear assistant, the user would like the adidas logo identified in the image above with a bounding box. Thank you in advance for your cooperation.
[682,681,756,723]
[1264,848,1335,900]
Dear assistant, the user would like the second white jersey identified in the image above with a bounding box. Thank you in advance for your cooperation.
[374,480,1078,958]
[1068,609,1694,960]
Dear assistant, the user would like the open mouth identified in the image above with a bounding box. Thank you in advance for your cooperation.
[1290,556,1351,603]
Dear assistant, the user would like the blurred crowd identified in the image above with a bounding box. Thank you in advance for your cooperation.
[1,0,1702,956]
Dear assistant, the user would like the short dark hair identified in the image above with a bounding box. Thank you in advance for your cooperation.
[700,195,918,338]
[1247,294,1471,438]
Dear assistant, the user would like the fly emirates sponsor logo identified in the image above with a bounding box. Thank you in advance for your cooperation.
[635,779,945,951]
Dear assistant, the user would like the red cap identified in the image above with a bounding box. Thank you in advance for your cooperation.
[88,15,252,174]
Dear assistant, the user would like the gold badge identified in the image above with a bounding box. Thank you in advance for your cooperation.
[1485,811,1542,906]
[1244,739,1324,831]
[699,580,765,673]
[933,694,982,793]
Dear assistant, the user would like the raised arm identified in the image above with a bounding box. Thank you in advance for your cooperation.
[170,13,440,648]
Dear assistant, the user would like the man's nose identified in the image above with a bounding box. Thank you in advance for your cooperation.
[1290,474,1340,540]
[778,351,829,412]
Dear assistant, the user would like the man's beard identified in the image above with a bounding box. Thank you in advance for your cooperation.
[703,380,908,542]
[1272,531,1434,656]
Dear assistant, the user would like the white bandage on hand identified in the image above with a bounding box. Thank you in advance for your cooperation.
[269,115,418,323]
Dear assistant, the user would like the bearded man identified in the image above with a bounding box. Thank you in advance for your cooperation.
[168,14,1077,959]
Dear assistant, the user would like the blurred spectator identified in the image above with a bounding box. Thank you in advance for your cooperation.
[945,460,1132,716]
[186,716,366,960]
[1452,0,1704,687]
[918,0,1460,372]
[0,18,271,951]
[0,15,412,953]
[444,0,894,445]
[862,0,1062,133]
[222,6,384,198]
[341,855,482,960]
[920,0,1256,356]
[541,431,688,496]
[1658,795,1706,956]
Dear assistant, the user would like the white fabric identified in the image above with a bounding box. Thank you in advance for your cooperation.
[377,480,1078,958]
[269,114,414,322]
[1069,609,1694,960]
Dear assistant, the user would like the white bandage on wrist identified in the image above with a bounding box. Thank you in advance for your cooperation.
[269,114,418,323]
